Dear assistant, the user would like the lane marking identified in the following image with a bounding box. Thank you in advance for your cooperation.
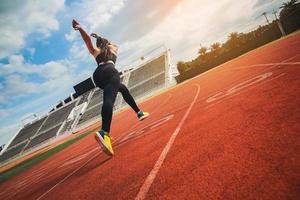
[135,84,200,200]
[36,152,101,200]
[232,54,300,70]
[204,72,286,110]
[235,62,300,69]
[115,94,172,143]
[118,114,174,144]
[206,72,273,103]
[59,148,98,168]
[36,95,173,200]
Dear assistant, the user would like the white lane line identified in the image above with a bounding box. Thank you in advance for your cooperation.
[36,94,172,200]
[36,94,174,200]
[59,148,98,168]
[36,151,101,200]
[233,54,300,70]
[233,62,300,70]
[135,84,200,200]
[204,72,286,110]
[115,94,172,144]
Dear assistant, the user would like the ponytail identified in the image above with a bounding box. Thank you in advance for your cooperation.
[90,33,109,49]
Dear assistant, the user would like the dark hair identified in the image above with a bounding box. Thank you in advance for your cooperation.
[96,37,109,49]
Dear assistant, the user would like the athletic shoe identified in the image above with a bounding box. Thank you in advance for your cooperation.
[94,130,114,155]
[137,111,150,121]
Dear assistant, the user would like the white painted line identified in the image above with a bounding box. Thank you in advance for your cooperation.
[135,84,200,200]
[35,100,173,200]
[233,54,300,70]
[59,148,98,168]
[236,62,300,69]
[36,151,101,200]
[204,72,286,110]
[115,94,172,144]
[35,94,173,199]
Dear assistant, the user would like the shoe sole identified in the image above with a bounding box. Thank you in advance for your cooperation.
[94,133,114,156]
[139,113,150,121]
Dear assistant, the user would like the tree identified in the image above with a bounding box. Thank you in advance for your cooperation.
[279,0,300,33]
[198,47,207,55]
[224,32,240,51]
[210,43,221,52]
[210,43,221,58]
[280,0,300,18]
[210,43,220,51]
[177,61,190,74]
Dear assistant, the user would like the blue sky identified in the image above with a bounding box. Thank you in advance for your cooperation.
[0,0,285,145]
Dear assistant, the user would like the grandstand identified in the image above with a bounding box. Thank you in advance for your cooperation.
[0,49,174,166]
[23,125,61,152]
[77,90,92,105]
[38,101,77,132]
[127,55,166,88]
[0,101,78,164]
[0,141,28,163]
[8,116,47,148]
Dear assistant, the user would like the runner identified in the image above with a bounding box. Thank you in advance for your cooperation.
[72,19,149,155]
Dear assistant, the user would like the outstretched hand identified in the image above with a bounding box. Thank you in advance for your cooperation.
[72,19,81,30]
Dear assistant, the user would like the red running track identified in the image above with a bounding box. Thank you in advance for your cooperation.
[0,33,300,200]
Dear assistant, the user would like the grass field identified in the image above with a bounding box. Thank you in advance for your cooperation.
[0,129,96,183]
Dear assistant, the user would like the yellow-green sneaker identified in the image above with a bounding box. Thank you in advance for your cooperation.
[95,130,114,156]
[137,111,150,121]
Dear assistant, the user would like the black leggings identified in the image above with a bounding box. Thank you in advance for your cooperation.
[93,63,140,132]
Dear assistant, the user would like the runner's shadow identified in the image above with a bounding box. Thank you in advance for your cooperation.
[73,153,112,177]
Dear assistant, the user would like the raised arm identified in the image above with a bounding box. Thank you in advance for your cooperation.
[72,19,97,55]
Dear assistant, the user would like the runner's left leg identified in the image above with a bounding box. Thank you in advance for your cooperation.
[118,83,140,113]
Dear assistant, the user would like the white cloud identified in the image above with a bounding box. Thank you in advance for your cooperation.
[0,54,72,77]
[42,61,68,78]
[254,0,277,8]
[0,123,21,145]
[77,0,125,30]
[0,0,65,59]
[115,0,277,67]
[0,55,37,74]
[0,54,77,104]
[65,31,78,42]
[69,42,92,64]
[65,0,125,32]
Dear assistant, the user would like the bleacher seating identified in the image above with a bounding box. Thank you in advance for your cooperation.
[24,125,60,151]
[126,72,165,103]
[7,117,47,148]
[38,102,76,132]
[87,89,103,109]
[127,55,165,87]
[77,105,101,125]
[77,91,91,105]
[0,141,28,163]
[59,119,74,134]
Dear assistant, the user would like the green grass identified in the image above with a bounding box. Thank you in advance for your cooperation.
[0,129,96,184]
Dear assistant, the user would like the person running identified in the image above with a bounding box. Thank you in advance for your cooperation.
[72,19,149,155]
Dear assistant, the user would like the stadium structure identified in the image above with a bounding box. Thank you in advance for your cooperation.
[0,48,175,166]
